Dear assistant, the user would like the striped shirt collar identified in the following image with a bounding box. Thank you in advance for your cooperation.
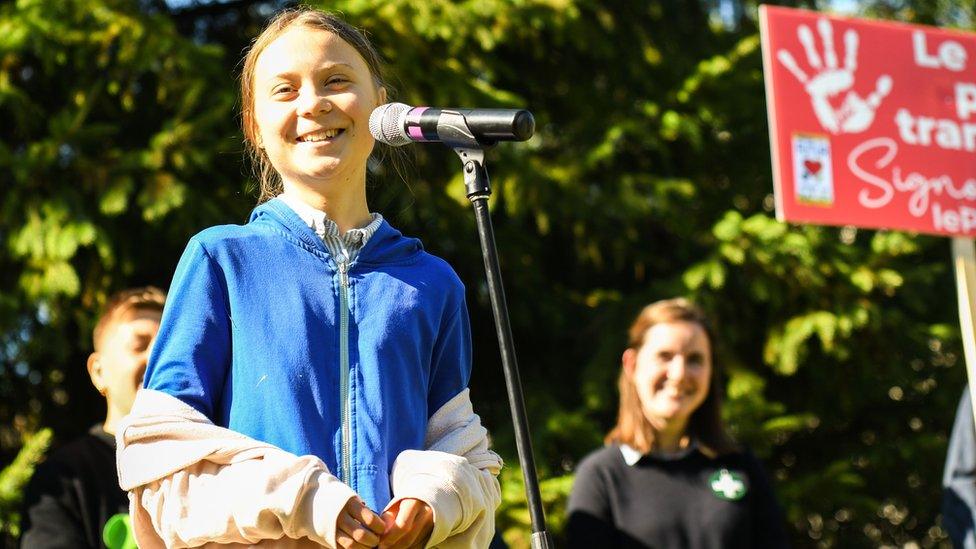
[276,194,383,263]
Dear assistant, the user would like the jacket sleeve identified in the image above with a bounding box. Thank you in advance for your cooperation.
[943,387,976,549]
[744,452,789,548]
[143,238,232,420]
[399,293,502,547]
[118,390,359,549]
[425,300,473,415]
[387,389,503,548]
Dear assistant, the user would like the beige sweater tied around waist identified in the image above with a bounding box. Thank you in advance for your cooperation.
[116,388,502,548]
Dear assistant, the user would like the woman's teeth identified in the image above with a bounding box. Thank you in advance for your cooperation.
[299,129,342,142]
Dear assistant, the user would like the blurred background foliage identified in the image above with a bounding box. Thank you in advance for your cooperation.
[1,0,975,546]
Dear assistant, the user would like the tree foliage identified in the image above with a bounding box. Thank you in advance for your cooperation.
[0,428,50,538]
[0,0,248,444]
[0,0,971,546]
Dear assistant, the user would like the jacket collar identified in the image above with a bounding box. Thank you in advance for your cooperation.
[248,199,422,266]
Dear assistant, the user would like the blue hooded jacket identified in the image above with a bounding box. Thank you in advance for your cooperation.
[143,198,472,511]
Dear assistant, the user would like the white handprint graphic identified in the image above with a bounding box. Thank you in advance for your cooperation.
[777,17,893,134]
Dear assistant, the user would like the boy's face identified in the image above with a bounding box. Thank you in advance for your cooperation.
[87,308,162,416]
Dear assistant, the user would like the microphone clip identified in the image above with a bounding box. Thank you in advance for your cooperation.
[454,147,490,201]
[436,110,494,149]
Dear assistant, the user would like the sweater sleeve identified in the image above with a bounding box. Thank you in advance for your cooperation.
[386,390,502,548]
[144,238,232,420]
[565,451,621,549]
[118,390,359,548]
[132,452,357,548]
[385,275,498,546]
[743,451,789,548]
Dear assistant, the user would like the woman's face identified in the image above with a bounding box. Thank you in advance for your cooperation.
[252,26,385,193]
[625,320,712,432]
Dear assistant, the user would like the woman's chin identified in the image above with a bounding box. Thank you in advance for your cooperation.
[304,162,343,180]
[647,404,687,423]
[283,164,346,188]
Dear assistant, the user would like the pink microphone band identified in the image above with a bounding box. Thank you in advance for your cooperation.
[406,107,429,141]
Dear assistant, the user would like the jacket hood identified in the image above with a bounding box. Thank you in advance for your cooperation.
[247,198,423,266]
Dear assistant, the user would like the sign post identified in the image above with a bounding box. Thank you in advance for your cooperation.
[952,238,976,425]
[761,6,976,424]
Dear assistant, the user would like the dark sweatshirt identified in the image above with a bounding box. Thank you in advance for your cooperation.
[19,425,128,549]
[566,444,788,548]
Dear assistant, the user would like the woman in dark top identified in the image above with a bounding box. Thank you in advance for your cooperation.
[566,298,788,548]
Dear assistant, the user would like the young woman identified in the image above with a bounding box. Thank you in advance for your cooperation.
[566,298,788,548]
[117,8,500,549]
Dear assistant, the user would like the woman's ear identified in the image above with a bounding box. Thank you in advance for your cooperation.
[622,348,637,378]
[377,86,387,106]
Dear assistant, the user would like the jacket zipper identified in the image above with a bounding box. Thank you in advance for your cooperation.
[337,255,352,486]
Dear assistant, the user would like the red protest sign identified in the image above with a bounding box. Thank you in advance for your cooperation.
[760,5,976,237]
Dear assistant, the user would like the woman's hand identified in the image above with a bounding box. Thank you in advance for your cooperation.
[336,497,386,548]
[378,498,433,549]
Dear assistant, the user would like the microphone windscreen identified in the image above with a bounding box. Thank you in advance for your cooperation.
[369,103,412,147]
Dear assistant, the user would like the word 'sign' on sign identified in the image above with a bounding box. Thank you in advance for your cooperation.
[761,5,976,237]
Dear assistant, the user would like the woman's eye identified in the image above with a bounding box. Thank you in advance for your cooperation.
[657,351,674,362]
[326,76,349,86]
[272,85,294,95]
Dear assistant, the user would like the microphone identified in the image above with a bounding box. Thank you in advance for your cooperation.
[369,102,535,147]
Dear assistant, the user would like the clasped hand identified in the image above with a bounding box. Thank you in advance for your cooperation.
[336,496,434,549]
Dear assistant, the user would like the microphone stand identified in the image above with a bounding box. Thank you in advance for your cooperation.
[436,111,552,549]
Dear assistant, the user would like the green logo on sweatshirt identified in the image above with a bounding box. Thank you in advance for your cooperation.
[708,468,747,501]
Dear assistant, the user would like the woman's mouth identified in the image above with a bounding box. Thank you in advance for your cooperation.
[659,385,692,399]
[297,128,344,143]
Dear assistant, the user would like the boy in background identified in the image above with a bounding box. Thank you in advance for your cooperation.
[20,287,165,548]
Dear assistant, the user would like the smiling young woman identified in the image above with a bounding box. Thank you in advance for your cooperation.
[116,8,502,549]
[241,10,388,232]
[566,298,789,548]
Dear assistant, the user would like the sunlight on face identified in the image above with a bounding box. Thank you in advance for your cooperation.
[629,321,712,433]
[252,26,384,196]
[96,309,161,413]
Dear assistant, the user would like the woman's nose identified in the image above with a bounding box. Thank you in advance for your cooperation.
[298,88,332,118]
[667,356,687,379]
